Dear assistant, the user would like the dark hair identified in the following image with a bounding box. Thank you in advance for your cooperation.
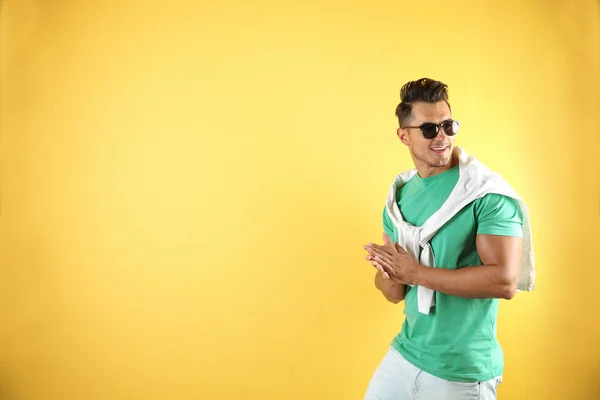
[395,78,451,127]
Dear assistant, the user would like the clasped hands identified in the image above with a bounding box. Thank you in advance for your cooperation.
[364,233,421,286]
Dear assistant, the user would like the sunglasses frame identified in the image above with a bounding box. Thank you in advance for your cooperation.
[402,119,460,139]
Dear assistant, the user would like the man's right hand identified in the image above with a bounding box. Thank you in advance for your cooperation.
[364,233,406,303]
[369,233,393,279]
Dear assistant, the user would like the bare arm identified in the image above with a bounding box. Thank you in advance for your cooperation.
[413,234,522,299]
[374,267,406,303]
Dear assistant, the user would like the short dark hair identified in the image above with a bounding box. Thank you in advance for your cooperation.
[395,78,451,127]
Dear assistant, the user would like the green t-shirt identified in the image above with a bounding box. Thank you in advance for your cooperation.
[382,165,523,382]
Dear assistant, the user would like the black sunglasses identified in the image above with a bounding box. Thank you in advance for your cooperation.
[402,120,460,140]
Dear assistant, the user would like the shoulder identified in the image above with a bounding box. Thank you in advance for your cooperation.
[474,193,520,212]
[474,193,523,237]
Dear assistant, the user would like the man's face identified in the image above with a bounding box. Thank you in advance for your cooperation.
[397,101,455,176]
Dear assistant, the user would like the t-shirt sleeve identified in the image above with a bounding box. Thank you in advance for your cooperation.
[382,206,395,240]
[474,193,523,237]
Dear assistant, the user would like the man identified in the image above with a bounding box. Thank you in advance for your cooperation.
[362,78,534,400]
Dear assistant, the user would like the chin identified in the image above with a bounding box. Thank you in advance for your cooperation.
[430,159,451,168]
[429,161,450,168]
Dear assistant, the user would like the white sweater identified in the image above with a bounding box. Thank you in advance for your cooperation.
[385,147,535,315]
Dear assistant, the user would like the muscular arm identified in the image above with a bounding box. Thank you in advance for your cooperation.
[412,234,522,299]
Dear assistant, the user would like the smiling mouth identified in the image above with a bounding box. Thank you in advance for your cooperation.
[430,145,449,152]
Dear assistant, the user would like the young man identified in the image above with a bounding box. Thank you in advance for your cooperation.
[362,78,534,400]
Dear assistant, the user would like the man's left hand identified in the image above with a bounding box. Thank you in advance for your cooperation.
[364,236,421,285]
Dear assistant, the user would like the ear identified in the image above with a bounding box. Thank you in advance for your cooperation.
[397,127,410,146]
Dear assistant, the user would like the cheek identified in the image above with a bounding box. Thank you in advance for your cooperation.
[416,138,430,151]
[406,133,421,146]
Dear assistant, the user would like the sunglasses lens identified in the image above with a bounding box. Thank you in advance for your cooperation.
[442,120,459,136]
[420,124,439,139]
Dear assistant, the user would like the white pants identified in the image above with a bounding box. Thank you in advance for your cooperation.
[364,347,502,400]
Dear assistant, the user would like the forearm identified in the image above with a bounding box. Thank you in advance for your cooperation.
[375,271,406,303]
[412,264,518,300]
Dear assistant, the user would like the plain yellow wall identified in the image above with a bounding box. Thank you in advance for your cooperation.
[1,0,599,399]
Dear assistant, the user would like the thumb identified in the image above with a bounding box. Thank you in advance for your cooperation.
[382,232,392,245]
[395,242,407,254]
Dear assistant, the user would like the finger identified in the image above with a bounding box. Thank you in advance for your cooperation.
[378,261,393,278]
[375,264,391,280]
[373,262,390,279]
[371,261,390,278]
[376,258,394,273]
[367,247,386,256]
[364,245,384,255]
[373,250,393,263]
[374,257,394,271]
[375,256,394,272]
[368,243,392,253]
[370,260,383,270]
[370,245,391,257]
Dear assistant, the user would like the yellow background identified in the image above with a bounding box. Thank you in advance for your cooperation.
[1,0,599,399]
